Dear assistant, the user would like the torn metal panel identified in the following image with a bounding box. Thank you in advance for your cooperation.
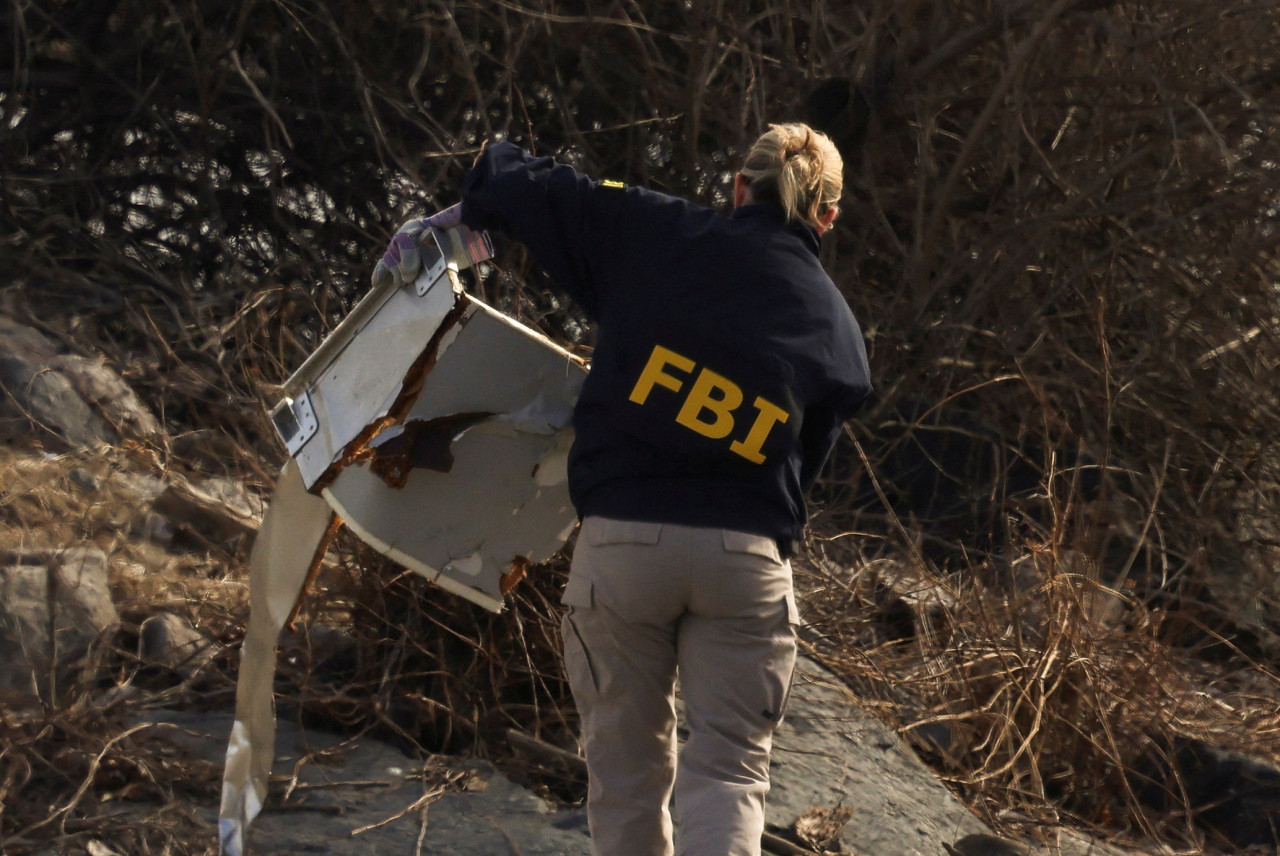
[268,225,586,612]
[325,419,577,611]
[321,297,585,612]
[397,297,583,428]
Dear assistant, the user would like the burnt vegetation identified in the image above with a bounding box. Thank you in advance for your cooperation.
[2,1,1280,854]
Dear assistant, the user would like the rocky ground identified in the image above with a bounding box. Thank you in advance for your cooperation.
[125,656,1144,856]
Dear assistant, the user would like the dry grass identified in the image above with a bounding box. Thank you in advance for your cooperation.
[801,501,1280,853]
[1,692,225,855]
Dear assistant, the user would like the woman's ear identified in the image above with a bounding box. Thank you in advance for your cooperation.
[815,205,839,235]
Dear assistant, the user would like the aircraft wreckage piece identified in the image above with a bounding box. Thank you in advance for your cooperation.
[220,226,588,855]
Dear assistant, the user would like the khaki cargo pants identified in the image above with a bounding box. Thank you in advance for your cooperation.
[561,516,799,856]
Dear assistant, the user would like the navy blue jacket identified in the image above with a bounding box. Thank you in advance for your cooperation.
[460,142,871,545]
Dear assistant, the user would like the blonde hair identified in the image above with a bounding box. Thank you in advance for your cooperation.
[739,123,843,229]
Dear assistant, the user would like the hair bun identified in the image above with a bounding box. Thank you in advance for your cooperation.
[739,122,842,229]
[782,129,811,158]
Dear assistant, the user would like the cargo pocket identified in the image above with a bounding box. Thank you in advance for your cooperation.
[561,573,595,609]
[783,589,800,626]
[765,598,799,724]
[561,575,600,696]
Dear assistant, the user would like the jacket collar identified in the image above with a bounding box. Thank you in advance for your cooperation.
[730,204,822,255]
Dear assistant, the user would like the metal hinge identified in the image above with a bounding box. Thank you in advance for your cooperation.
[271,392,319,455]
[414,229,451,296]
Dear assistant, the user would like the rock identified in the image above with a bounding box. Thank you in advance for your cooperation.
[153,474,265,544]
[69,466,103,492]
[139,612,214,674]
[91,668,1156,856]
[109,470,168,501]
[0,314,160,448]
[0,316,112,447]
[280,623,360,674]
[766,656,991,855]
[50,352,160,440]
[944,833,1032,855]
[767,656,1137,856]
[0,547,118,700]
[134,511,177,546]
[862,557,958,645]
[144,710,594,856]
[1135,736,1280,850]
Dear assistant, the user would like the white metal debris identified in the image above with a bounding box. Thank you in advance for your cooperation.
[220,225,587,855]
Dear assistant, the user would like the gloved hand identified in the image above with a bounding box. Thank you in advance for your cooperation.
[371,204,464,288]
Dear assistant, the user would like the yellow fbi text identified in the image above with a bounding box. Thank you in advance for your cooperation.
[628,344,790,464]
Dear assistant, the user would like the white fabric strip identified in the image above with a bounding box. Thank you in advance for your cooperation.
[219,459,336,856]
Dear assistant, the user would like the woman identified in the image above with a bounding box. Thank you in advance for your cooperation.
[378,123,871,856]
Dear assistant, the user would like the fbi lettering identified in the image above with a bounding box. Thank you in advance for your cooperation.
[628,344,789,464]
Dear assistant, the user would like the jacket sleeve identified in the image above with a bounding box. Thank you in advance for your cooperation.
[797,398,846,492]
[458,141,616,318]
[798,365,872,491]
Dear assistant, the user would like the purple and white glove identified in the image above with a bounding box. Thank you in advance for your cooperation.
[371,204,465,288]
